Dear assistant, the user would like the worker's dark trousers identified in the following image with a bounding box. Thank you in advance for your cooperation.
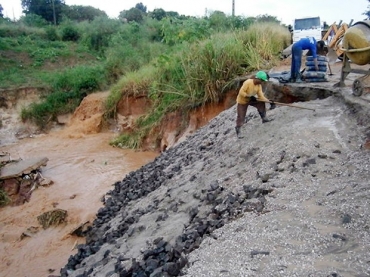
[291,44,303,79]
[236,102,266,128]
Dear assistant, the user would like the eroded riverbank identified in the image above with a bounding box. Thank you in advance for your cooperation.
[0,92,158,277]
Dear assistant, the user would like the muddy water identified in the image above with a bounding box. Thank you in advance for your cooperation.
[0,93,158,277]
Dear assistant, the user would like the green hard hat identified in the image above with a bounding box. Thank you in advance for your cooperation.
[256,71,268,81]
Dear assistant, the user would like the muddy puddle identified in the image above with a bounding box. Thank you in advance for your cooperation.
[0,92,158,277]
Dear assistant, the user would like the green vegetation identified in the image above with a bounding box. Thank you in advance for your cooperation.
[0,1,291,149]
[0,188,10,207]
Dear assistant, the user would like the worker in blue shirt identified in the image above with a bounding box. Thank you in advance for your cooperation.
[290,37,325,83]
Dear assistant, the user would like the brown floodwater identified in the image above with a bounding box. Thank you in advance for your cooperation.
[0,92,158,277]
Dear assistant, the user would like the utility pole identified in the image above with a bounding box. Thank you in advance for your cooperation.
[52,0,56,25]
[232,0,235,16]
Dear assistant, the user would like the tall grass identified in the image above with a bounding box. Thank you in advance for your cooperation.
[179,34,247,103]
[238,22,291,71]
[0,22,47,38]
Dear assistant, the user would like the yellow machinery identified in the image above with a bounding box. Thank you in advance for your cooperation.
[335,20,370,96]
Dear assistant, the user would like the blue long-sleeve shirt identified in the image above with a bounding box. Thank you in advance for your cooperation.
[294,37,317,58]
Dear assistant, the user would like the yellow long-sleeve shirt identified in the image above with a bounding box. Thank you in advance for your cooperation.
[236,79,269,104]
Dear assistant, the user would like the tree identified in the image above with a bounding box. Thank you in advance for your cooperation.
[208,11,229,31]
[166,11,179,18]
[0,4,3,18]
[259,14,280,23]
[119,7,143,23]
[364,0,370,18]
[150,8,166,21]
[63,5,107,22]
[135,2,147,13]
[21,0,65,24]
[256,14,280,24]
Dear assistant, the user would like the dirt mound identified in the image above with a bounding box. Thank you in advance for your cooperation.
[60,92,108,139]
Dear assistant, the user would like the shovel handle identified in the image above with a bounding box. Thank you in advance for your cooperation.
[260,100,316,111]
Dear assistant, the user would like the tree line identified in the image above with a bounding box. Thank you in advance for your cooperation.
[0,1,285,25]
[1,1,370,27]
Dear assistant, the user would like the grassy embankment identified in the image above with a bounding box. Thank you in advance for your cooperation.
[0,16,167,128]
[0,17,290,147]
[108,23,291,148]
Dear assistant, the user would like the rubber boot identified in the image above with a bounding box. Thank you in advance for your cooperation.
[258,111,272,123]
[235,126,243,138]
[295,73,303,83]
[295,78,303,83]
[289,73,296,83]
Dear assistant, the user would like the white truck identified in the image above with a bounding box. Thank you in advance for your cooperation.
[292,16,322,43]
[281,16,323,58]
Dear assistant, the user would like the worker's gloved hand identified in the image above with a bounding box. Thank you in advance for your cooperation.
[270,101,276,110]
[249,96,257,103]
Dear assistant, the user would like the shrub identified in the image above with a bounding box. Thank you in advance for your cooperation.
[45,26,59,41]
[78,16,120,52]
[61,25,80,41]
[52,64,106,93]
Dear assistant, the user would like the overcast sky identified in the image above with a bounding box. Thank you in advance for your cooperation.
[1,0,369,26]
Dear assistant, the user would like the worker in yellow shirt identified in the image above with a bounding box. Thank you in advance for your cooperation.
[235,71,275,138]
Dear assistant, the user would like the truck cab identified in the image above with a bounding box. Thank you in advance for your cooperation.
[292,16,322,43]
